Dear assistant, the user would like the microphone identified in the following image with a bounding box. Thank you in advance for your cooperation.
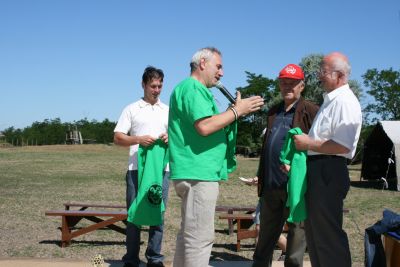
[215,81,236,104]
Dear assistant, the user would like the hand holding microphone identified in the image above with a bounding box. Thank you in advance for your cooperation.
[216,81,264,118]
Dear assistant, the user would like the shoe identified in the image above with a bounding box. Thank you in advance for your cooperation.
[123,263,138,267]
[147,262,165,267]
[278,252,286,261]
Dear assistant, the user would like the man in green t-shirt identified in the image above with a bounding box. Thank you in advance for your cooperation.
[168,47,265,267]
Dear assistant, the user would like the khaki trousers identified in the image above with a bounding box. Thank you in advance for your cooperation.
[172,180,219,267]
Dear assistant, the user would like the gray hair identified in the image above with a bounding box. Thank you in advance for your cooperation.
[190,47,222,73]
[331,56,351,81]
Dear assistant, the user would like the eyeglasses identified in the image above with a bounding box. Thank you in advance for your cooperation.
[317,69,337,77]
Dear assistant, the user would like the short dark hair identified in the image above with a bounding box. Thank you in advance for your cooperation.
[142,66,164,84]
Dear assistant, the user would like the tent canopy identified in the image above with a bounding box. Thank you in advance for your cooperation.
[361,121,400,191]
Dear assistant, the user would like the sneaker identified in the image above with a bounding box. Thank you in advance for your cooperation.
[123,263,139,267]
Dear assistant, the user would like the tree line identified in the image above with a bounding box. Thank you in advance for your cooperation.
[1,54,399,152]
[2,118,115,146]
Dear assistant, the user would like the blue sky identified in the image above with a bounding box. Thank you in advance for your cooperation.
[1,0,399,130]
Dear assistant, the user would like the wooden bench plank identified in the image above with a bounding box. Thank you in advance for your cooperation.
[46,210,127,217]
[63,202,126,210]
[215,205,256,212]
[63,203,255,212]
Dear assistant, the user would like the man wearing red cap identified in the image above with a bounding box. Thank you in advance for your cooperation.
[253,64,319,267]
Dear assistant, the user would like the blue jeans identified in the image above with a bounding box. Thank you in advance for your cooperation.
[122,170,170,266]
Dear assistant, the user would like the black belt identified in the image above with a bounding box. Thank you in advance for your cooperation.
[307,154,344,161]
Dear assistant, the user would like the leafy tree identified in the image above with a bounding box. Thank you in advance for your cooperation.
[22,118,66,145]
[235,72,278,149]
[299,53,325,105]
[2,127,23,145]
[363,68,400,123]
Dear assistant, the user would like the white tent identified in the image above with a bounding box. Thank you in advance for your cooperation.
[361,121,400,191]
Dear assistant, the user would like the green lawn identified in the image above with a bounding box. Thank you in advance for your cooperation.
[0,145,398,266]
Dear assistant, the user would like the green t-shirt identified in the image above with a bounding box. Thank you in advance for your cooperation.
[168,77,234,181]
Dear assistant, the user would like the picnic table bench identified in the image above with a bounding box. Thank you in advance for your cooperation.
[219,213,257,251]
[46,203,128,247]
[46,202,255,247]
[215,205,256,235]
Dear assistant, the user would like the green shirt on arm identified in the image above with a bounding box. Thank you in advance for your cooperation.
[168,77,230,181]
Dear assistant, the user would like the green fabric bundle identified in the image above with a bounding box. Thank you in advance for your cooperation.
[225,120,238,174]
[279,127,307,223]
[128,139,168,226]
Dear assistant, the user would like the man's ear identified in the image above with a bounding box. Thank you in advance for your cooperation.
[299,81,305,92]
[199,58,206,70]
[142,81,145,89]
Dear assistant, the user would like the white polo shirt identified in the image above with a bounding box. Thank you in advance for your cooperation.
[308,84,362,159]
[114,98,169,170]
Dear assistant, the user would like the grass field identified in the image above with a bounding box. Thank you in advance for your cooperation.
[0,145,399,266]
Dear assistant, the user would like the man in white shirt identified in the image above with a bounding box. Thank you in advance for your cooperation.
[293,52,362,267]
[114,66,169,267]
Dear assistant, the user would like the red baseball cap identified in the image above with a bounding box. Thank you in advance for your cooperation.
[278,64,304,80]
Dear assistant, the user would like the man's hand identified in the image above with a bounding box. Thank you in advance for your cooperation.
[293,134,312,151]
[239,176,258,186]
[139,135,157,147]
[234,91,264,117]
[159,133,168,144]
[280,164,291,174]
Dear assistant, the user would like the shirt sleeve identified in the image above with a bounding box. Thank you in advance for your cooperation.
[330,100,362,150]
[114,105,133,134]
[182,86,215,124]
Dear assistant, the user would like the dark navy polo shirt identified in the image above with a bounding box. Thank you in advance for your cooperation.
[262,103,296,190]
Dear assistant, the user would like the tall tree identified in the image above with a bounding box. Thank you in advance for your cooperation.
[299,53,325,105]
[363,68,400,122]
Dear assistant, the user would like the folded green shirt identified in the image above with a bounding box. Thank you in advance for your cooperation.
[128,139,168,226]
[279,127,307,223]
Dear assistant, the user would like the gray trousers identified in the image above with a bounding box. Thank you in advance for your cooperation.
[173,180,219,267]
[253,189,306,267]
[306,156,351,267]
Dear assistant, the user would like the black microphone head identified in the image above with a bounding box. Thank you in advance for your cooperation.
[215,81,225,90]
[215,81,236,104]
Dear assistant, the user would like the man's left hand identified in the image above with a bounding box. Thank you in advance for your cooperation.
[159,133,168,144]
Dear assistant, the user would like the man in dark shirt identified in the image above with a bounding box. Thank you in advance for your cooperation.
[252,64,319,267]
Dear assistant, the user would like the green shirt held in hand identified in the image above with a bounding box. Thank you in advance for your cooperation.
[127,139,168,226]
[280,127,307,223]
